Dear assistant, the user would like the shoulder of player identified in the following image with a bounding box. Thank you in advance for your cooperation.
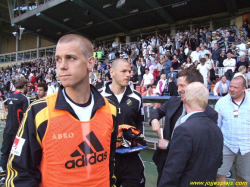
[131,89,142,99]
[27,98,47,115]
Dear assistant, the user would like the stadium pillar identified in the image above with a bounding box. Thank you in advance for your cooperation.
[126,36,130,44]
[103,41,105,47]
[210,20,214,31]
[15,36,19,62]
[115,37,120,44]
[235,16,243,29]
[190,22,193,32]
[230,17,236,26]
[170,25,176,36]
[37,36,41,58]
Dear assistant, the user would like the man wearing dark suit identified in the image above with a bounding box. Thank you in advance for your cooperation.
[158,82,223,187]
[150,67,218,185]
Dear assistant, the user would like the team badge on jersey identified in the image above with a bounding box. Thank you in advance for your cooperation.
[126,99,132,106]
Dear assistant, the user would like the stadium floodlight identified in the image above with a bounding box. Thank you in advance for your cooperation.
[103,3,111,8]
[19,27,25,40]
[12,32,17,37]
[130,9,138,14]
[86,21,93,26]
[116,0,126,8]
[63,18,70,22]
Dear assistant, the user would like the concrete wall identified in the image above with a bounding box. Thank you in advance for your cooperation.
[41,38,56,47]
[19,34,37,51]
[1,34,56,54]
[1,37,16,54]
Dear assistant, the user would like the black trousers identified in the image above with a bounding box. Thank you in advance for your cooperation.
[0,132,15,171]
[115,152,145,187]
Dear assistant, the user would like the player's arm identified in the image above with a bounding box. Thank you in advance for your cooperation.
[6,100,48,187]
[107,99,118,187]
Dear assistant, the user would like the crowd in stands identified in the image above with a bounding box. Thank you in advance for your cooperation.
[92,20,250,97]
[0,20,249,108]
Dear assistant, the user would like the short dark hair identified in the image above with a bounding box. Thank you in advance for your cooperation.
[15,78,28,89]
[205,54,210,58]
[147,85,153,89]
[177,67,203,84]
[38,82,48,92]
[200,58,206,63]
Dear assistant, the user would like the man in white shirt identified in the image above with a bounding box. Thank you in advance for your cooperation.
[140,68,154,87]
[197,58,210,87]
[223,52,236,72]
[190,47,201,63]
[47,82,55,95]
[237,39,246,57]
[213,75,230,96]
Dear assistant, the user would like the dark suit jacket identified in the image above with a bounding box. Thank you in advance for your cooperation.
[168,82,178,96]
[151,96,218,173]
[158,112,223,187]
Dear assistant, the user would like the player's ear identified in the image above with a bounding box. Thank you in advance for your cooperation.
[87,56,95,71]
[109,68,115,78]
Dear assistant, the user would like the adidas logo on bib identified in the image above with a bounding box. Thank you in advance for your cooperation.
[65,131,107,169]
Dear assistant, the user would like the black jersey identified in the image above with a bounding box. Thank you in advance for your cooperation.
[100,82,144,132]
[4,91,30,135]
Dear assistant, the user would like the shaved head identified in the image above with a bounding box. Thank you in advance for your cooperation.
[111,58,130,70]
[57,34,93,60]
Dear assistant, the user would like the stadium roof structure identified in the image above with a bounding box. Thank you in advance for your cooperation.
[0,0,250,43]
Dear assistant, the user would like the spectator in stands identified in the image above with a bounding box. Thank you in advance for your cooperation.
[140,68,154,89]
[205,54,216,83]
[171,55,181,70]
[94,74,104,90]
[223,52,236,72]
[200,45,210,58]
[182,57,193,69]
[89,71,97,85]
[216,76,250,187]
[167,77,178,96]
[155,74,166,96]
[234,66,248,88]
[129,70,139,90]
[236,55,248,72]
[197,58,210,88]
[167,67,177,84]
[216,34,226,50]
[136,59,145,85]
[162,56,172,76]
[189,34,197,51]
[216,50,227,68]
[213,75,230,96]
[153,58,162,84]
[228,31,235,45]
[236,39,247,57]
[142,85,158,121]
[190,47,201,63]
[47,81,55,95]
[55,82,60,92]
[212,43,222,64]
